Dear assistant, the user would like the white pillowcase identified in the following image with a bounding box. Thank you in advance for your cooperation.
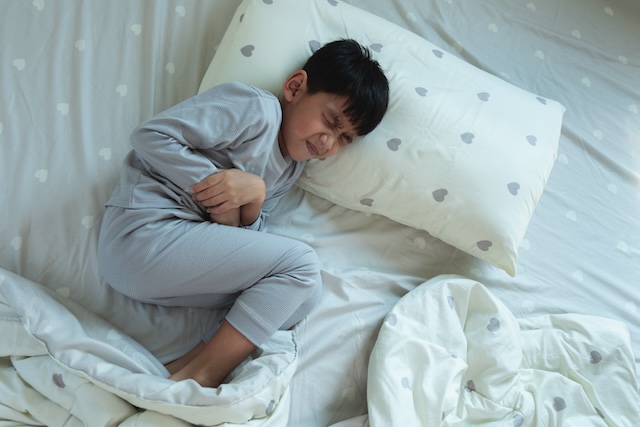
[198,0,565,276]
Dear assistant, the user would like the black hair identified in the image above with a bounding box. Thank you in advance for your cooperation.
[303,39,389,136]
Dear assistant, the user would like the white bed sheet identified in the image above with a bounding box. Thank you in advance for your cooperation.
[1,0,639,426]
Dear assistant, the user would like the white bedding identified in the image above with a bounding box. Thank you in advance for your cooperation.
[368,275,640,426]
[1,0,639,426]
[0,269,294,426]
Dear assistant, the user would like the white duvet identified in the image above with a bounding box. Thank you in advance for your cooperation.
[3,268,639,426]
[0,268,295,427]
[367,275,640,426]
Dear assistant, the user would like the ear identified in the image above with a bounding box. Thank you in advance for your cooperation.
[282,70,307,102]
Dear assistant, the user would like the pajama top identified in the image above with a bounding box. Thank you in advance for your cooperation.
[105,81,305,230]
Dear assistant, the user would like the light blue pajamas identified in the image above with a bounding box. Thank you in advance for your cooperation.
[98,82,321,346]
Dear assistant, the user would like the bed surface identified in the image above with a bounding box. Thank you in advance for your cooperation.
[1,0,639,426]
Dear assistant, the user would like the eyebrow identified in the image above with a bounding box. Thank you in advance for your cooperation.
[327,108,343,128]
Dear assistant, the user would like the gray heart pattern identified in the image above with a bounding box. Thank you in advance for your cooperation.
[386,138,401,151]
[477,240,493,251]
[386,313,398,326]
[240,44,255,57]
[487,317,501,332]
[477,92,491,101]
[508,182,520,196]
[415,87,428,97]
[513,413,524,427]
[465,380,476,392]
[432,188,448,202]
[360,198,374,207]
[266,399,276,416]
[53,373,65,388]
[308,40,321,53]
[553,397,567,411]
[401,376,412,390]
[461,132,475,144]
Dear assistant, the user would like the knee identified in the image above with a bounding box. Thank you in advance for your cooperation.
[295,241,321,271]
[279,245,323,329]
[287,241,322,288]
[294,243,323,310]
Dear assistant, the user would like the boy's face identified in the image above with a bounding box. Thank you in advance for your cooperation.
[279,71,357,162]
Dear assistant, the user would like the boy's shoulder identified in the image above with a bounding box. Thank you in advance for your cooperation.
[192,82,282,132]
[202,81,277,104]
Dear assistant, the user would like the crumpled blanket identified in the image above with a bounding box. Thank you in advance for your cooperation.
[367,274,640,426]
[0,268,296,427]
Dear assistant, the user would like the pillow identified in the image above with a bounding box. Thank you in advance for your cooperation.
[198,0,565,276]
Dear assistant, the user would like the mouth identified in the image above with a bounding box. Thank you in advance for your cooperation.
[306,141,320,157]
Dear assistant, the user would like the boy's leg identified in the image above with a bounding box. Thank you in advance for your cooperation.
[164,341,206,375]
[98,207,322,385]
[168,319,256,387]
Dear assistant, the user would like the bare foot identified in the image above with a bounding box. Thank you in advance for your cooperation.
[168,320,256,388]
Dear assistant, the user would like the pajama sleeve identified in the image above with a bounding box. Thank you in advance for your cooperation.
[129,84,276,193]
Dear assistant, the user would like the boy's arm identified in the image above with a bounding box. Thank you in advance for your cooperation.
[239,201,263,226]
[209,208,241,227]
[130,85,275,196]
[193,166,295,230]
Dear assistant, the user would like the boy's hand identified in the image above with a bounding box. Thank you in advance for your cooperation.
[190,169,266,225]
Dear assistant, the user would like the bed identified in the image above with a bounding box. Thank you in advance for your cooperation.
[1,0,639,426]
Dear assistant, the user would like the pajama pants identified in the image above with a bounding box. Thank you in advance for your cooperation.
[97,205,322,347]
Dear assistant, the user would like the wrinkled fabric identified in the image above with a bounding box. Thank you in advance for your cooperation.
[368,275,640,427]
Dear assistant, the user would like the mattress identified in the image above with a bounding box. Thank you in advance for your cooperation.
[1,0,639,426]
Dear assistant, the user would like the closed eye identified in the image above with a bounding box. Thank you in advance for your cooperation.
[340,133,353,145]
[323,114,337,129]
[323,113,353,146]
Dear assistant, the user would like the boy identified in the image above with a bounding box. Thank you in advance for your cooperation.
[98,39,389,388]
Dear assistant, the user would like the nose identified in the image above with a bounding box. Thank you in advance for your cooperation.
[319,134,336,152]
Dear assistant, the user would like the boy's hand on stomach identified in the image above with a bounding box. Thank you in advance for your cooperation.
[191,170,266,226]
[191,169,266,213]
